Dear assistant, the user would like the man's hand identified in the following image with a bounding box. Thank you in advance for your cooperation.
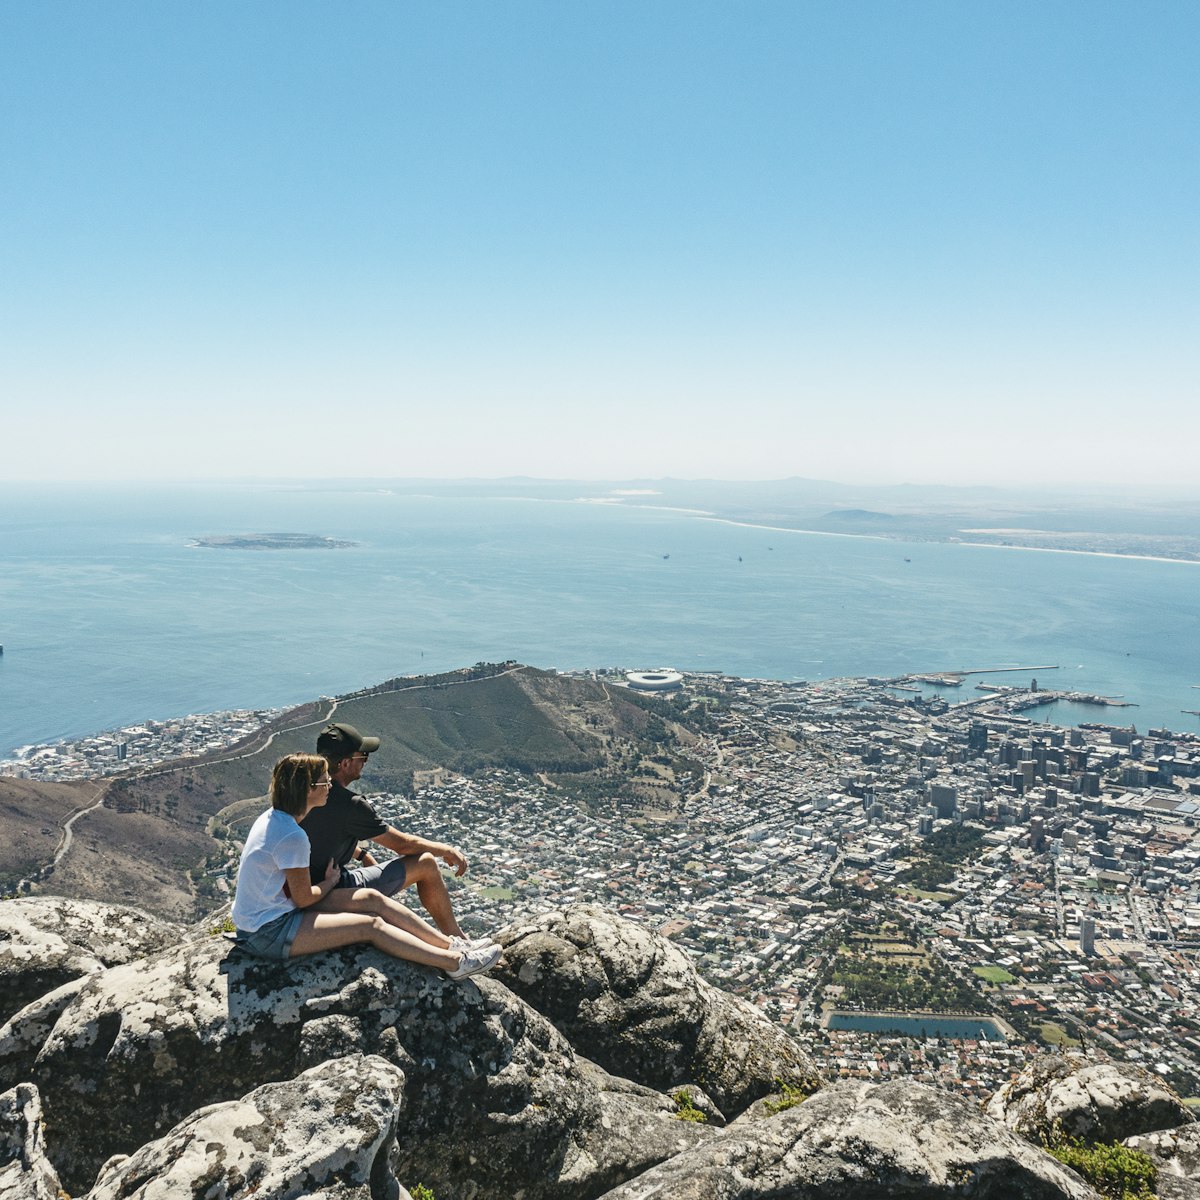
[439,845,468,876]
[323,859,341,888]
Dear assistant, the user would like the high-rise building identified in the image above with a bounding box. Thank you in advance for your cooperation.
[1079,916,1096,956]
[929,782,957,818]
[1029,816,1046,852]
[968,722,988,755]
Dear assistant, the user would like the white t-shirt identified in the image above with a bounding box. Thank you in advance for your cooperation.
[231,808,311,933]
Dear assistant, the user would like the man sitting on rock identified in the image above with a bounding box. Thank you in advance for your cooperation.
[302,721,492,947]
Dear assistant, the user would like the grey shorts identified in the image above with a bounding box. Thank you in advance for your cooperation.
[337,855,407,896]
[236,909,304,960]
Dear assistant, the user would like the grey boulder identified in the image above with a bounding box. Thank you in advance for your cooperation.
[1125,1124,1200,1200]
[496,903,822,1118]
[0,1082,65,1200]
[24,933,711,1198]
[597,1079,1104,1199]
[0,976,90,1093]
[985,1054,1194,1146]
[0,896,180,1025]
[86,1053,405,1200]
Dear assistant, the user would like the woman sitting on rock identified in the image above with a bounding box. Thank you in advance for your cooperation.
[230,753,500,979]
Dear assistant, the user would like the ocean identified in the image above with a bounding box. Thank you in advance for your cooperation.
[1,481,1198,759]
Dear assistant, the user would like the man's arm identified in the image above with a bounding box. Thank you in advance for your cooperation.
[372,827,469,876]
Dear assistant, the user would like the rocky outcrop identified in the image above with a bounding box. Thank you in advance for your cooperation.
[569,1060,720,1191]
[1147,1177,1200,1200]
[0,975,90,1093]
[985,1055,1194,1146]
[87,1053,406,1200]
[596,1079,1104,1199]
[1125,1125,1200,1200]
[0,1082,64,1200]
[0,896,180,1025]
[9,898,1194,1200]
[495,903,822,1117]
[22,932,711,1197]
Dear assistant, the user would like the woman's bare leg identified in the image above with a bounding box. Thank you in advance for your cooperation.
[316,887,452,948]
[290,910,458,970]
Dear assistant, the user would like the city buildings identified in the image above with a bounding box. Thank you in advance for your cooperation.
[8,669,1200,1099]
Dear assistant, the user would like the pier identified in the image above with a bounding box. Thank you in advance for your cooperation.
[940,665,1059,678]
[894,666,1059,687]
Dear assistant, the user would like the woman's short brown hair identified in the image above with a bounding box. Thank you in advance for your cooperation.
[269,753,329,819]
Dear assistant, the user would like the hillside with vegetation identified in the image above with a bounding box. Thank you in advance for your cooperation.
[9,665,704,920]
[0,778,102,895]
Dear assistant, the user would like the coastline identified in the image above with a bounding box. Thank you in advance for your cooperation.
[696,515,1200,566]
[5,488,1198,760]
[7,664,1199,784]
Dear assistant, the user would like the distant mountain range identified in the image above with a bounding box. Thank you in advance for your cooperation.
[302,476,1200,561]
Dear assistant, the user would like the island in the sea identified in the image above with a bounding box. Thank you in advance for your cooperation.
[190,532,358,550]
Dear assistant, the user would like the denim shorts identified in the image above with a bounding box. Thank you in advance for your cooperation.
[236,909,304,960]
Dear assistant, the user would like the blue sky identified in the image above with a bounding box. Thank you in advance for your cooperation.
[3,2,1196,485]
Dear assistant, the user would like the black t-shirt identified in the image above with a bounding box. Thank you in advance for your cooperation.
[300,782,389,883]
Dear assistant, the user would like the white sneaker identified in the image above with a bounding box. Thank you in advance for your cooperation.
[450,934,498,954]
[447,942,503,980]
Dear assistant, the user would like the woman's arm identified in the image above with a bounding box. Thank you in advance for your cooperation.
[283,859,341,909]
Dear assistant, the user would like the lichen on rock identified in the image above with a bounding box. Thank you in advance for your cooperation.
[596,1079,1105,1199]
[986,1054,1195,1148]
[495,903,822,1119]
[0,897,180,1027]
[0,1082,65,1200]
[19,932,713,1197]
[86,1053,405,1200]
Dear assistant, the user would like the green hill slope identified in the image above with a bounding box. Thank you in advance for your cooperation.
[21,665,700,920]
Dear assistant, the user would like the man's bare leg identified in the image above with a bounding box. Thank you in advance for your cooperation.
[400,851,465,938]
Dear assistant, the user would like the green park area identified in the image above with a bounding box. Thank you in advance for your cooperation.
[973,965,1017,985]
[821,925,984,1013]
[893,825,985,898]
[1038,1022,1081,1048]
[479,885,516,901]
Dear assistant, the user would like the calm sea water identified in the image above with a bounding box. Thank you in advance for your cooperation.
[1,482,1198,759]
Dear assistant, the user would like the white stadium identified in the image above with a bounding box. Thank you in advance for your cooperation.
[625,669,684,692]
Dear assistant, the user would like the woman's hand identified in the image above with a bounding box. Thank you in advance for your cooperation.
[284,862,339,909]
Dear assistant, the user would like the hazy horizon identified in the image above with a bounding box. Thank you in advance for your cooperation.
[5,475,1200,501]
